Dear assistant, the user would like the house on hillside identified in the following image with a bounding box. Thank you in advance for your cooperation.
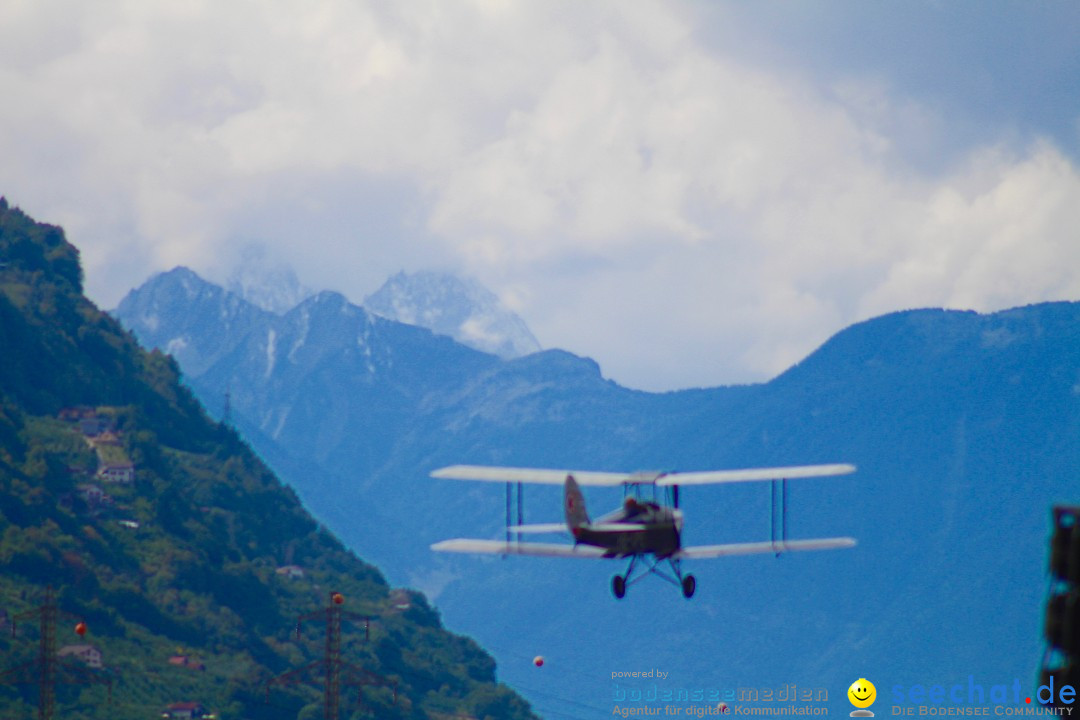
[98,462,135,483]
[73,483,112,515]
[388,589,412,612]
[58,406,96,422]
[275,565,305,579]
[93,430,122,446]
[161,701,213,719]
[168,655,206,671]
[77,416,110,437]
[58,644,102,669]
[76,483,108,505]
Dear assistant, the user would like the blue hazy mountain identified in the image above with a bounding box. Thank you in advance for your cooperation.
[116,268,1080,719]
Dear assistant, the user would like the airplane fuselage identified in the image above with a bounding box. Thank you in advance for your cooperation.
[573,502,684,558]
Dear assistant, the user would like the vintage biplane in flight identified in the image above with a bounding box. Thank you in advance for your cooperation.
[430,463,856,599]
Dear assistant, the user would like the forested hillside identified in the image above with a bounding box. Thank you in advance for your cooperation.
[0,198,536,720]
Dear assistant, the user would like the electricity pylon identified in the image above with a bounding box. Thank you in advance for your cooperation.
[0,586,112,720]
[266,591,396,720]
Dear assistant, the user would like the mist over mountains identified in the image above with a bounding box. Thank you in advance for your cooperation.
[115,267,1080,718]
[226,247,314,315]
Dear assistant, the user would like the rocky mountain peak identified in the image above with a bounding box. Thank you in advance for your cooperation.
[364,270,541,359]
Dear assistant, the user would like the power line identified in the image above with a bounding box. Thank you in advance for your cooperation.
[474,639,614,720]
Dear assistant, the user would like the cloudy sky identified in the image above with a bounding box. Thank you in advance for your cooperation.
[2,1,1078,391]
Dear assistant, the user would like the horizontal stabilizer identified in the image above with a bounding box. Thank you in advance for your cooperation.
[508,523,568,534]
[587,523,650,532]
[431,539,607,558]
[656,464,856,486]
[676,537,856,559]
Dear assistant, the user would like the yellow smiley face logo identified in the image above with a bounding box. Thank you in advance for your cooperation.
[848,679,876,709]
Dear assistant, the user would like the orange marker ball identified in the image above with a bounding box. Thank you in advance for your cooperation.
[533,656,544,667]
[75,622,87,636]
[332,592,344,605]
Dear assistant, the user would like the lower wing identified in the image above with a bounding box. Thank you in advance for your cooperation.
[432,536,854,559]
[676,536,856,559]
[431,539,607,558]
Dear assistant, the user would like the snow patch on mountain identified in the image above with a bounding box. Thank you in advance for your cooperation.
[265,329,277,379]
[364,271,541,359]
[140,312,160,332]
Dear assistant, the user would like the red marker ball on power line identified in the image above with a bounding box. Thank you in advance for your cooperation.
[332,592,344,605]
[533,656,544,667]
[75,622,86,636]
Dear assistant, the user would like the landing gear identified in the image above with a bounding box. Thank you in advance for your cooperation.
[611,556,636,600]
[610,555,698,599]
[612,575,626,599]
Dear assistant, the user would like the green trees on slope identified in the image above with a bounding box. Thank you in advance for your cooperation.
[0,199,536,720]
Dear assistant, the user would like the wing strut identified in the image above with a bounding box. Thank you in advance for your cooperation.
[770,478,789,556]
[505,482,511,550]
[504,481,527,553]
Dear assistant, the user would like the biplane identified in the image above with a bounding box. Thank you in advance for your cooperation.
[430,464,856,599]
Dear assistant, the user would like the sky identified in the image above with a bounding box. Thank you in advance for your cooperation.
[1,1,1079,391]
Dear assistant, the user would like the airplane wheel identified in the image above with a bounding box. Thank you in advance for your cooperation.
[681,574,696,599]
[612,575,626,599]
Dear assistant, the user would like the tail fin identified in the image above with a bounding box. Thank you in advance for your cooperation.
[564,474,590,534]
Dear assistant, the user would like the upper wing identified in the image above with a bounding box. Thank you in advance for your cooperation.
[432,463,855,487]
[675,536,856,559]
[657,463,856,486]
[432,538,607,558]
[431,465,632,486]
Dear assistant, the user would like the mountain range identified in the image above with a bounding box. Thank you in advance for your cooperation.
[115,264,1080,718]
[223,256,540,360]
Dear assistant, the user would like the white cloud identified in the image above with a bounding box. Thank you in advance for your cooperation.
[0,0,1077,390]
[862,143,1080,316]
